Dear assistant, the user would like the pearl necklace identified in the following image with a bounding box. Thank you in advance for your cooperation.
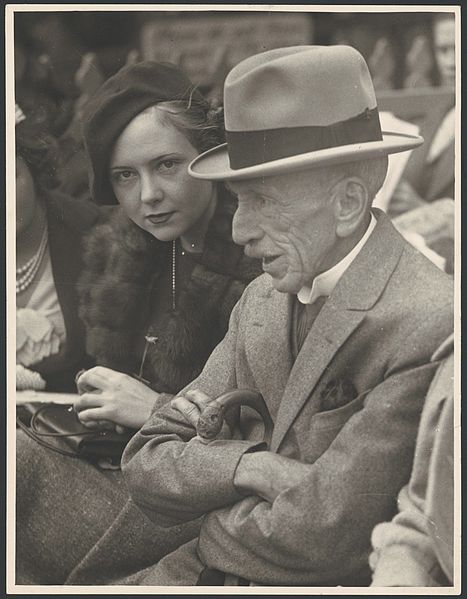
[16,227,48,294]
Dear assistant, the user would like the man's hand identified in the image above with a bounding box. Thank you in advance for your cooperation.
[171,390,231,443]
[234,451,310,503]
[74,366,160,431]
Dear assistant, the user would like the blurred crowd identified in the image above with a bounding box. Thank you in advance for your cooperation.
[15,11,455,269]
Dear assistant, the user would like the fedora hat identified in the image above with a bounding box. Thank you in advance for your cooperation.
[189,45,423,180]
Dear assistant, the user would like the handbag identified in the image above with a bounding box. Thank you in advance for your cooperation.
[16,403,134,461]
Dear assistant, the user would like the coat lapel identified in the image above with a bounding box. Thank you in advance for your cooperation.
[270,305,365,452]
[244,279,293,421]
[270,210,406,452]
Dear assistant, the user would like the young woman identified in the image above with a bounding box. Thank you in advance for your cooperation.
[74,60,260,433]
[15,104,99,392]
[16,62,261,585]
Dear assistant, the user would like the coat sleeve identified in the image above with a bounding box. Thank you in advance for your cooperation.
[121,287,264,527]
[369,356,454,587]
[369,487,444,587]
[196,320,453,585]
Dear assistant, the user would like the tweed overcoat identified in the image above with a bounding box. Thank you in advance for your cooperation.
[122,210,454,586]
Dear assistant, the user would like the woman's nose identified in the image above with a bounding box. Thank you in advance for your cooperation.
[232,204,262,247]
[140,173,164,204]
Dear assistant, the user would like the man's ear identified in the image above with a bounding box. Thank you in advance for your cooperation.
[331,177,369,238]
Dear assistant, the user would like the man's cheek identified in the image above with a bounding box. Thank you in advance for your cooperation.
[263,218,299,245]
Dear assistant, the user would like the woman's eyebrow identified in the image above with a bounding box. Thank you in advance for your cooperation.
[149,152,183,164]
[109,165,131,171]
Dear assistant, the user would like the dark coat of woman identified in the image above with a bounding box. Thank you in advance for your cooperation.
[78,187,260,395]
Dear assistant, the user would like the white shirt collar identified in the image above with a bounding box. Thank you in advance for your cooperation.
[297,213,377,305]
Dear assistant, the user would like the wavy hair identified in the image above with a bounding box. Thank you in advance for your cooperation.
[146,98,225,154]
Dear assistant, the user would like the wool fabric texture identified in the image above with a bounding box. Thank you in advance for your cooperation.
[81,61,207,205]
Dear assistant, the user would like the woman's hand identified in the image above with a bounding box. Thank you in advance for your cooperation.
[74,366,160,431]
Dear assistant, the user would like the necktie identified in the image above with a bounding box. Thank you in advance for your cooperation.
[293,295,327,358]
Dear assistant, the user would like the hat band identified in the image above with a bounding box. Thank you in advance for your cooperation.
[225,107,382,170]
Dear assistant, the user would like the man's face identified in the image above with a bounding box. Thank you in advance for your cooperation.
[434,17,455,86]
[229,171,339,294]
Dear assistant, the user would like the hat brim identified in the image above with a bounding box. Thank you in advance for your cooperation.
[189,131,424,181]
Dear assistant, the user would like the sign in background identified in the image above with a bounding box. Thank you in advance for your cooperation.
[140,13,313,88]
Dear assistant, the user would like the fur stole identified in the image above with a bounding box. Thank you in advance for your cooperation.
[78,194,261,394]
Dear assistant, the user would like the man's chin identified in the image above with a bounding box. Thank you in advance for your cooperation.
[267,273,301,295]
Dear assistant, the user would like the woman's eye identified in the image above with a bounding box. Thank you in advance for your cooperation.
[112,170,135,184]
[159,159,181,172]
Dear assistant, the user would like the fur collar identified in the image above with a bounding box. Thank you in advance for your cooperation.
[78,192,261,393]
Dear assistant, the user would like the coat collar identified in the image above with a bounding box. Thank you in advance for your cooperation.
[297,213,377,305]
[330,208,405,310]
[261,209,406,451]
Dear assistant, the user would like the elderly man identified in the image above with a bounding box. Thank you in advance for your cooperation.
[122,46,453,586]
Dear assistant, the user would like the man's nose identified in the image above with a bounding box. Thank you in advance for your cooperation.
[232,204,262,247]
[140,173,164,204]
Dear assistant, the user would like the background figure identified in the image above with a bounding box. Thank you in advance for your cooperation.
[432,12,455,87]
[16,61,261,585]
[388,12,455,273]
[16,105,99,392]
[76,60,261,431]
[370,334,454,586]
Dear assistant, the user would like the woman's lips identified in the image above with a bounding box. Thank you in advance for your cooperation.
[146,211,175,225]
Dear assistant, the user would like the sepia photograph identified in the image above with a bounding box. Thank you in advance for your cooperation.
[6,3,460,594]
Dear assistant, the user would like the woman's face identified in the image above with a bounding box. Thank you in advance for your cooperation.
[16,155,36,237]
[109,108,214,242]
